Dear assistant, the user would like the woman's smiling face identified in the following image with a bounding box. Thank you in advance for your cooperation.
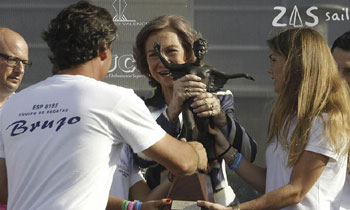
[145,28,187,88]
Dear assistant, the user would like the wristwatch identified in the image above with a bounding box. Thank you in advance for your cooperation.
[226,148,239,168]
[232,204,240,210]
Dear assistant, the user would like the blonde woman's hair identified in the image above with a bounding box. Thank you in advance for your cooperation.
[267,28,350,170]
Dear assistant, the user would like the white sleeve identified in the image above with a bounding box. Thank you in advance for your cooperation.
[110,91,166,153]
[305,117,339,161]
[126,144,144,187]
[110,145,144,199]
[129,160,144,187]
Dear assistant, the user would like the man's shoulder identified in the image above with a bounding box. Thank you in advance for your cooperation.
[8,75,136,105]
[98,82,136,99]
[52,75,135,95]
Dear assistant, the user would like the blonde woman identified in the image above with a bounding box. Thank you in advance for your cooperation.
[198,28,350,209]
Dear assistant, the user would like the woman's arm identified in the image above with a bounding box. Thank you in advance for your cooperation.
[211,127,265,193]
[198,150,329,210]
[214,90,257,162]
[106,195,123,210]
[238,150,329,210]
[232,153,266,193]
[129,179,172,201]
[106,195,172,210]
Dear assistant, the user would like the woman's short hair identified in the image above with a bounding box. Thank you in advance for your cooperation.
[133,15,199,87]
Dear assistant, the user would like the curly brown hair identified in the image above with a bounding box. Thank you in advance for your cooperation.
[133,15,199,87]
[42,1,117,70]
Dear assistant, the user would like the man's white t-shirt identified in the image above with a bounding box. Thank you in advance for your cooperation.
[0,75,166,210]
[109,144,144,199]
[265,116,349,210]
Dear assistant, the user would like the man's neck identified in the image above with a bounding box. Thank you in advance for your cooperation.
[0,92,12,108]
[56,59,105,81]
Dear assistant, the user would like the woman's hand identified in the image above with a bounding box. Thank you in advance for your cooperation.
[167,74,206,122]
[197,200,231,210]
[208,126,231,156]
[191,92,227,127]
[142,198,172,210]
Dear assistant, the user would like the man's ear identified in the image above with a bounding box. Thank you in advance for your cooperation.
[98,49,108,61]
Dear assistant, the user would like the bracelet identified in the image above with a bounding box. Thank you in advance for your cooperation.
[232,203,240,210]
[127,201,135,210]
[216,144,231,160]
[121,200,129,210]
[168,171,175,182]
[135,201,142,210]
[229,153,242,171]
[227,148,242,171]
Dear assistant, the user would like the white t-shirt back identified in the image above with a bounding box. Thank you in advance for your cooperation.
[0,75,165,210]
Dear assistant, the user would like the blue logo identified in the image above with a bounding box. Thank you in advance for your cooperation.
[6,116,81,136]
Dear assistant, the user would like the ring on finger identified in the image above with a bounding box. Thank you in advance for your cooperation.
[209,104,214,110]
[185,87,190,93]
[185,90,191,99]
[210,110,214,116]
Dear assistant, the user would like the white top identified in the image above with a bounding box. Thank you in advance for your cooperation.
[109,144,144,199]
[265,116,349,210]
[0,75,166,210]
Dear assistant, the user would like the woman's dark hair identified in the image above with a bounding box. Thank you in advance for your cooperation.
[133,15,199,87]
[42,1,117,70]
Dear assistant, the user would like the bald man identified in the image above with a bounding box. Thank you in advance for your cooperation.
[0,26,31,207]
[0,27,31,107]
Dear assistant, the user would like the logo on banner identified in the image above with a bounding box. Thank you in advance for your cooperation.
[112,0,147,26]
[107,54,145,79]
[272,5,350,27]
[112,0,135,23]
[272,6,318,27]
